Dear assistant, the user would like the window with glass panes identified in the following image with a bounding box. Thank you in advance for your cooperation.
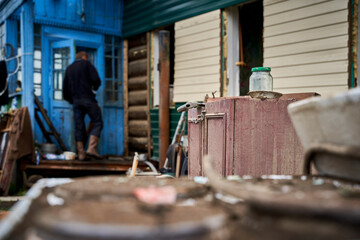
[33,25,42,96]
[105,36,121,104]
[53,47,69,100]
[16,21,21,90]
[16,22,42,96]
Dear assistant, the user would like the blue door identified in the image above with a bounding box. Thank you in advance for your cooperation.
[41,27,124,156]
[50,39,76,151]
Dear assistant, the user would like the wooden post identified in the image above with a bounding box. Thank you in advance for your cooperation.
[123,40,129,156]
[159,31,170,168]
[20,0,34,133]
[146,33,152,159]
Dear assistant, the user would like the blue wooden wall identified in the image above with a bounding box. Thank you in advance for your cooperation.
[34,0,123,36]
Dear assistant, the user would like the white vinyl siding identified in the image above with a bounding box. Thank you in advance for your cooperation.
[264,0,349,96]
[174,10,221,102]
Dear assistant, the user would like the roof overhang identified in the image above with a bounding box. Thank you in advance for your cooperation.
[0,0,24,24]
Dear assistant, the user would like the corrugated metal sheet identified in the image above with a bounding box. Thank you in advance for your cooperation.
[123,0,248,37]
[264,0,349,96]
[174,10,221,102]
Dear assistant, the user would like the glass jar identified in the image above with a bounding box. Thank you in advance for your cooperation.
[249,67,273,92]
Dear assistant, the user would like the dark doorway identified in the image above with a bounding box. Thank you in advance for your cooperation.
[76,46,96,65]
[239,0,263,95]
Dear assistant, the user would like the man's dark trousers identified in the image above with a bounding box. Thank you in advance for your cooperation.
[73,99,103,143]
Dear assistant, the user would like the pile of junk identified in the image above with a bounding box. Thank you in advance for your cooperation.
[0,87,360,240]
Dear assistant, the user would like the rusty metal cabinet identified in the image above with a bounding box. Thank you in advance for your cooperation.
[188,95,313,177]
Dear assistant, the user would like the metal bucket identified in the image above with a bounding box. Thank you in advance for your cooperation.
[288,88,360,180]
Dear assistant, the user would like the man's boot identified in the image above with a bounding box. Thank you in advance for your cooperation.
[76,141,86,161]
[86,135,102,159]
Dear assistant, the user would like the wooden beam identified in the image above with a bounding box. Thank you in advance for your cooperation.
[146,32,152,160]
[128,59,147,77]
[123,40,129,156]
[129,120,148,137]
[128,137,148,150]
[128,106,147,120]
[128,45,147,61]
[159,31,170,168]
[128,90,147,106]
[128,76,148,91]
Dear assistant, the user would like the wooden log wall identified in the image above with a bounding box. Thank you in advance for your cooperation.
[125,34,151,156]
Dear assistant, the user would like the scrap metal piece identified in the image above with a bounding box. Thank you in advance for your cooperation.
[177,101,205,112]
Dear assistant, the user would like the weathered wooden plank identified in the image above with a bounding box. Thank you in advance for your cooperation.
[127,34,147,48]
[128,76,147,91]
[128,137,148,150]
[264,48,348,67]
[264,22,348,48]
[123,40,129,156]
[129,128,147,137]
[273,73,348,89]
[128,45,147,61]
[188,108,203,176]
[265,35,348,58]
[146,32,152,159]
[128,59,147,78]
[128,123,148,134]
[233,98,304,176]
[128,90,147,106]
[264,10,348,37]
[129,120,148,137]
[265,0,347,27]
[128,106,147,120]
[264,0,329,16]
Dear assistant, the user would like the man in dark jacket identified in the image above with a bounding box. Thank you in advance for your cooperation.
[63,51,103,160]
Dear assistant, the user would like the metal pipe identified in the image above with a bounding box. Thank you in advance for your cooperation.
[159,31,170,168]
[171,111,185,145]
